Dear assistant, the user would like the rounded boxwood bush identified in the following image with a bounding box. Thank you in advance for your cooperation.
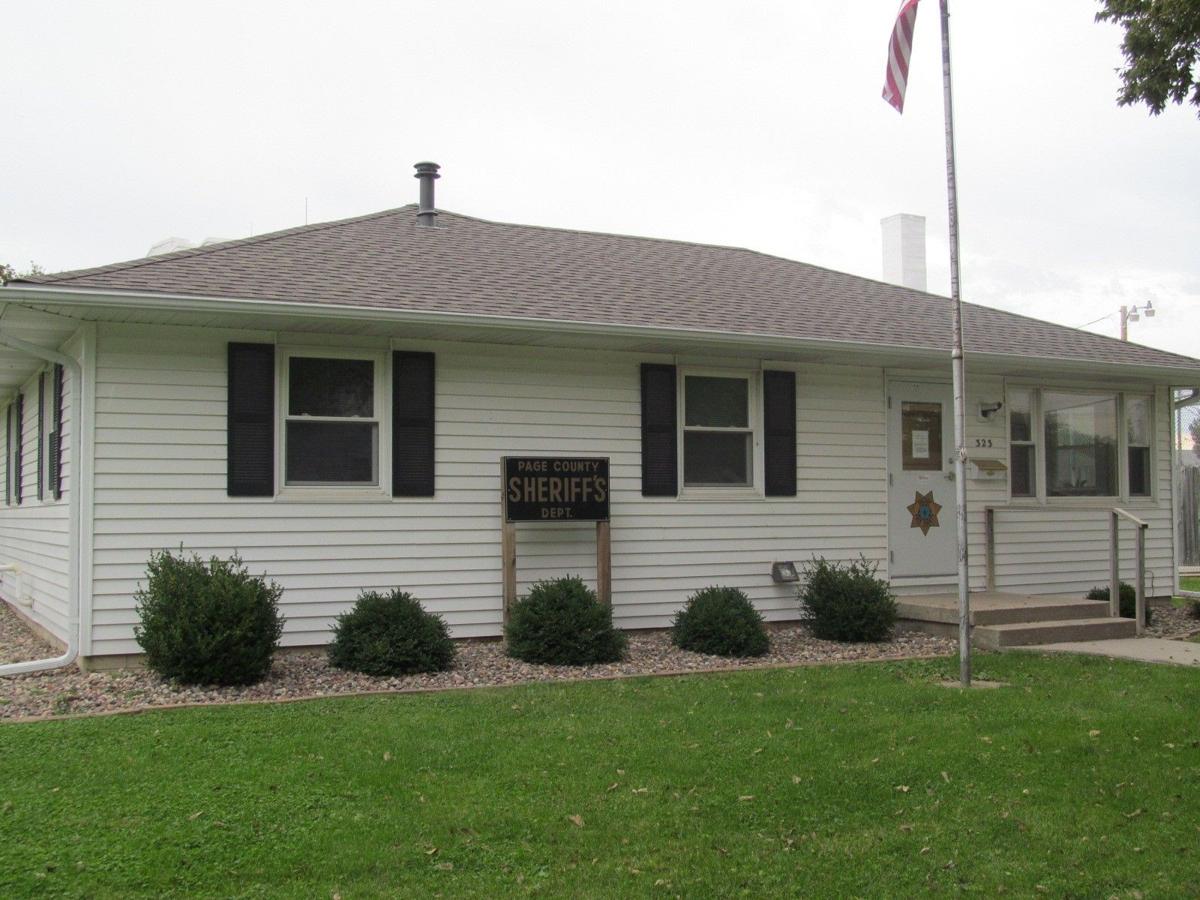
[671,586,769,658]
[328,590,455,676]
[799,556,897,643]
[134,550,285,686]
[505,576,627,665]
[1085,583,1153,626]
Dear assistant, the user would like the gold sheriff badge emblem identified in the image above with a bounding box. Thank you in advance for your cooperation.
[907,491,942,536]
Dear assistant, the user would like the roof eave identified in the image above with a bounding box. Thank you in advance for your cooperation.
[4,283,1199,384]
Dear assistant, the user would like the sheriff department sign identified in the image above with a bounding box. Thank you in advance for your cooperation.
[502,456,610,522]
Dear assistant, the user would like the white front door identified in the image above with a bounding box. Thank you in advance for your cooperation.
[887,381,958,578]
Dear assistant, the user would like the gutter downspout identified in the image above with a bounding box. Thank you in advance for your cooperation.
[0,330,84,676]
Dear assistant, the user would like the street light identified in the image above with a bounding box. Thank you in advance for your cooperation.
[1120,301,1155,341]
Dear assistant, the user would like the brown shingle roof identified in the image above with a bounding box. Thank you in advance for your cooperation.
[19,204,1200,370]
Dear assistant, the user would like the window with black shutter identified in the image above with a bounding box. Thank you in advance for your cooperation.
[13,393,23,505]
[51,363,64,500]
[640,364,678,496]
[227,343,276,496]
[36,372,45,501]
[763,370,797,497]
[392,351,435,497]
[4,404,10,506]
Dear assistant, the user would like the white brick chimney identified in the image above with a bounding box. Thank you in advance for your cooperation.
[881,213,927,291]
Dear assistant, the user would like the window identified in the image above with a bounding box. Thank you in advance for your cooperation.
[1125,394,1152,497]
[681,373,754,487]
[1006,386,1153,501]
[1008,387,1035,497]
[901,401,942,472]
[1044,391,1117,497]
[283,353,380,486]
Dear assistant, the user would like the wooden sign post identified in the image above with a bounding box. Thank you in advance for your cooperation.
[500,456,611,624]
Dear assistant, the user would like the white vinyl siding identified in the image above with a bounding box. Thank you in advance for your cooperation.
[83,322,1179,658]
[0,362,74,644]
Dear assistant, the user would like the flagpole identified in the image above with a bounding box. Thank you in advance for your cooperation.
[938,0,971,687]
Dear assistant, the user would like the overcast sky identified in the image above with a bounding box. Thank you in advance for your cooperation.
[2,1,1197,361]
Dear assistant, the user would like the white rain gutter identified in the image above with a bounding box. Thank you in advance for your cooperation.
[8,283,1200,383]
[0,329,84,676]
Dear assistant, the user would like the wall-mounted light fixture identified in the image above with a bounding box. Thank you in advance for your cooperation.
[978,401,1004,421]
[771,561,799,583]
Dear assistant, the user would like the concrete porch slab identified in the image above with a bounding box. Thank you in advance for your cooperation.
[1013,638,1200,667]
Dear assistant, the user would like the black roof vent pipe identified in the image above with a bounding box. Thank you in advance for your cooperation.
[414,161,440,226]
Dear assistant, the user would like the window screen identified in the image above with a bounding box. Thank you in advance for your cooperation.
[682,375,752,487]
[284,356,378,486]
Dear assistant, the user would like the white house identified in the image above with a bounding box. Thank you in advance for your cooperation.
[3,163,1199,670]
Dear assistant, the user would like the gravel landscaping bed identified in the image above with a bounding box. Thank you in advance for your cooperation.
[0,603,58,666]
[1146,600,1200,639]
[0,601,955,721]
[6,599,1196,723]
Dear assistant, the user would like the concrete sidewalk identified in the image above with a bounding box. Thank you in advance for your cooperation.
[1014,637,1200,667]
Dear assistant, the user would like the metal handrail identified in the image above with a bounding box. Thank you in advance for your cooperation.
[1111,507,1148,528]
[983,505,1148,635]
[1110,508,1148,635]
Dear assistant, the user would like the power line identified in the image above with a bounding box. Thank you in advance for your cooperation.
[1075,312,1114,330]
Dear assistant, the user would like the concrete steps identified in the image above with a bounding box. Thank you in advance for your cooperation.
[897,591,1140,649]
[974,617,1138,650]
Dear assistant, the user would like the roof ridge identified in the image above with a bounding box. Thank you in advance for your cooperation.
[440,207,929,288]
[28,205,419,285]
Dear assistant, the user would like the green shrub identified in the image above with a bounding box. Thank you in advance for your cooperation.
[799,556,897,643]
[671,586,769,658]
[328,590,455,676]
[1085,583,1153,626]
[1187,597,1200,620]
[134,550,285,686]
[505,576,626,665]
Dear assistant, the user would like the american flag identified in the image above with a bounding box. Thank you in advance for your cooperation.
[882,0,921,113]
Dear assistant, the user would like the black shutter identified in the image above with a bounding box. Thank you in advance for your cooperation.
[640,363,678,497]
[14,393,23,505]
[52,363,64,500]
[36,372,44,501]
[392,351,436,497]
[227,343,276,497]
[4,405,10,505]
[763,370,797,497]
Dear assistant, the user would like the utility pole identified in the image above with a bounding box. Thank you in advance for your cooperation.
[1119,301,1155,341]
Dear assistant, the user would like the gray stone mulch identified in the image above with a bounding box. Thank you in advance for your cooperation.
[1146,600,1200,639]
[0,601,955,721]
[0,603,58,667]
[6,599,1196,723]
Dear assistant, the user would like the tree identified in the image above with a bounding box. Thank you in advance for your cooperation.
[1191,414,1200,464]
[0,262,44,285]
[1096,1,1200,117]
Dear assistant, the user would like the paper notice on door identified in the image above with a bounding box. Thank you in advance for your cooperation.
[911,430,930,459]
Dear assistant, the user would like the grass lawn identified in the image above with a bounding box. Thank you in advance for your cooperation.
[2,654,1198,898]
[1180,575,1200,593]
